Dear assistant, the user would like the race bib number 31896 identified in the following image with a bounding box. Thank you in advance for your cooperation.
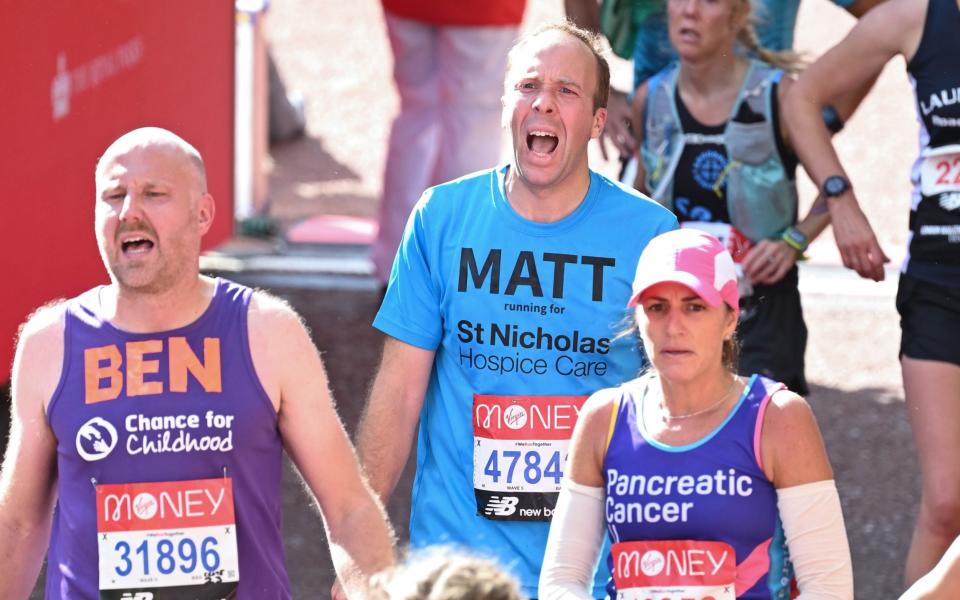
[473,394,587,522]
[96,478,239,599]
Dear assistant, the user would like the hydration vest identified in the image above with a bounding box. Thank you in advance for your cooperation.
[641,60,797,242]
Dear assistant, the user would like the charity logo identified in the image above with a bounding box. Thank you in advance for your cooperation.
[693,150,727,191]
[503,405,527,430]
[76,417,118,461]
[641,550,666,576]
[484,496,519,517]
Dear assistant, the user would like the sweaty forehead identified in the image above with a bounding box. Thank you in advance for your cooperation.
[508,31,595,82]
[97,142,204,191]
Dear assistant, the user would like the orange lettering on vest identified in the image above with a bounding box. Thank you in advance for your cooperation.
[126,340,164,396]
[84,345,123,404]
[169,337,222,393]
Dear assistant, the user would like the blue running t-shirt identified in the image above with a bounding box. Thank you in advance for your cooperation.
[374,165,677,597]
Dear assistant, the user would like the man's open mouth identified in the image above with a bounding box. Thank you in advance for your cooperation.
[527,131,559,154]
[121,237,155,254]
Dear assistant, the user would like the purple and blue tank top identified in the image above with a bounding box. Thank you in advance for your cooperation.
[602,374,794,599]
[45,278,291,599]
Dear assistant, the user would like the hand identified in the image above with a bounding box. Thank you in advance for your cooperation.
[598,88,636,160]
[828,195,889,281]
[742,239,797,285]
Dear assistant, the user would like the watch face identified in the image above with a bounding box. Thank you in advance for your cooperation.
[824,176,849,197]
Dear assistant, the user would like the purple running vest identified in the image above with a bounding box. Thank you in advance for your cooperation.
[46,279,291,599]
[602,374,795,599]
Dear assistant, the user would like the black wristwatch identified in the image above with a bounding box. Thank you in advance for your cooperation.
[822,175,852,199]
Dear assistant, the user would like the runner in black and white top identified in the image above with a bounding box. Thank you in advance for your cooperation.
[626,0,855,395]
[786,0,960,588]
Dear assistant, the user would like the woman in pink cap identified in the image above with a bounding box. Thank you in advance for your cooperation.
[539,229,852,600]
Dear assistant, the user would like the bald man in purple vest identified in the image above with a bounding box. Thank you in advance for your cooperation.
[0,128,394,599]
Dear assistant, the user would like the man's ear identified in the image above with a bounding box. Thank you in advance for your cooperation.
[197,193,215,235]
[591,107,608,139]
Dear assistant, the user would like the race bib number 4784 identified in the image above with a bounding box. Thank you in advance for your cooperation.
[96,478,239,600]
[473,394,587,522]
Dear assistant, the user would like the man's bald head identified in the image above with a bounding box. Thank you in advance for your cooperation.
[96,127,208,194]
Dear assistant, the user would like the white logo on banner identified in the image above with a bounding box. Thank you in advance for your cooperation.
[51,53,71,120]
[50,37,144,123]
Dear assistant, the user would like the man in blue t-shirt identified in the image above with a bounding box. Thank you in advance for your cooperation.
[356,22,677,598]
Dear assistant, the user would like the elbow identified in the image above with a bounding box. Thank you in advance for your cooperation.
[788,81,828,116]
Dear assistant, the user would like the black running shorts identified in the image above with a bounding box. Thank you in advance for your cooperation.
[896,273,960,366]
[737,266,809,396]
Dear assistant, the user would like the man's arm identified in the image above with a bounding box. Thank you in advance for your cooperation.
[0,305,64,597]
[248,293,395,597]
[356,336,435,503]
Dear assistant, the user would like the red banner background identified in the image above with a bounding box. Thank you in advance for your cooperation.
[1,1,236,381]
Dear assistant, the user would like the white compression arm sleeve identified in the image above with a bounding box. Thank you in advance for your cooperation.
[777,480,853,599]
[538,480,606,600]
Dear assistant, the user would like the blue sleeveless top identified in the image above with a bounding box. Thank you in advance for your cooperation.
[45,279,291,599]
[602,374,794,599]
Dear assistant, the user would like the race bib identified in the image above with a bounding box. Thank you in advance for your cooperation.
[611,540,737,600]
[96,478,239,599]
[920,144,960,197]
[680,222,754,298]
[473,394,587,521]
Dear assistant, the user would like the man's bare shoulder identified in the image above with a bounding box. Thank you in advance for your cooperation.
[16,301,68,369]
[18,300,67,345]
[247,290,307,335]
[14,300,68,411]
[245,291,313,410]
[246,290,316,362]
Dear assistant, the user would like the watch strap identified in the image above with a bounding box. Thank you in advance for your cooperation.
[781,227,809,253]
